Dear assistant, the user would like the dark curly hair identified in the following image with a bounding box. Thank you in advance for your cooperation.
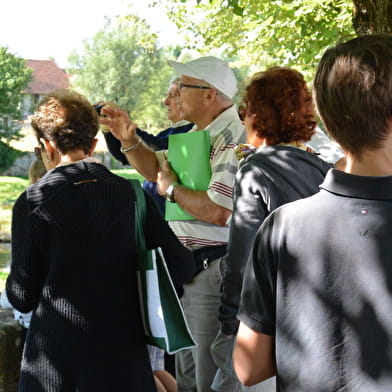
[31,89,99,154]
[242,67,316,145]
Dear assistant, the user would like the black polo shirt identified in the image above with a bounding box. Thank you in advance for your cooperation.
[238,169,392,391]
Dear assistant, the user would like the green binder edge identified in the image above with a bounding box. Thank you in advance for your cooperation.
[165,130,211,221]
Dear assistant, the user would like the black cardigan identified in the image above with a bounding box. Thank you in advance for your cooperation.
[7,161,193,392]
[219,146,333,335]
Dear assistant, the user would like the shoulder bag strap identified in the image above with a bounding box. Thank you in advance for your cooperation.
[129,179,147,255]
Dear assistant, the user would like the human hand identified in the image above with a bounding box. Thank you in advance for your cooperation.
[157,160,179,195]
[100,106,138,145]
[94,101,119,133]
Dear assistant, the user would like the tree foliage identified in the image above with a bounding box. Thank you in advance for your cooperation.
[157,0,355,78]
[68,16,175,131]
[180,0,392,33]
[0,141,24,172]
[0,47,32,143]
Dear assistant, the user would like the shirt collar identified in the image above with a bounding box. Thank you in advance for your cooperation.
[191,105,241,136]
[321,169,392,200]
[172,120,191,128]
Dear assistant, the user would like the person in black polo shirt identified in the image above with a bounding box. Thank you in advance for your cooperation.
[213,67,332,392]
[234,34,392,391]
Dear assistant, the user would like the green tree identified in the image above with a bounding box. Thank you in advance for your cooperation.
[68,16,174,131]
[160,0,392,77]
[218,0,392,34]
[157,0,354,78]
[0,47,32,143]
[352,0,392,34]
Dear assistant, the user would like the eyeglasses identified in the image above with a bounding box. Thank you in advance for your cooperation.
[34,146,42,160]
[179,82,211,90]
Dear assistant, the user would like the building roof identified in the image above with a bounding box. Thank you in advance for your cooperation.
[25,59,69,94]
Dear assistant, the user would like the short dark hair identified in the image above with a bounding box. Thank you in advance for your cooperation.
[314,34,392,157]
[31,89,99,154]
[243,67,316,145]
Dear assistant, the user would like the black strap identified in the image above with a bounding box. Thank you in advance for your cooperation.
[192,245,227,276]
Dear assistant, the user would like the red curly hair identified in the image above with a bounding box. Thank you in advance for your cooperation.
[242,67,316,145]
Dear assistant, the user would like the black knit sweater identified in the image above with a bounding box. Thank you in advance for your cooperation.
[6,161,194,392]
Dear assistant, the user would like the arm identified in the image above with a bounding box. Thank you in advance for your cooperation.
[219,164,269,334]
[103,132,130,165]
[136,128,170,150]
[234,214,278,385]
[100,107,160,181]
[6,194,46,313]
[233,322,276,386]
[174,186,231,226]
[157,160,231,226]
[137,123,193,151]
[156,129,241,226]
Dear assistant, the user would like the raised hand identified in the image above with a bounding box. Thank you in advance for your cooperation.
[100,106,138,145]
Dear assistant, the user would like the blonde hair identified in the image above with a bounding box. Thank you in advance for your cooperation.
[28,159,47,184]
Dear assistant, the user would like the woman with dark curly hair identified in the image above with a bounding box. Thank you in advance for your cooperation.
[6,89,193,392]
[240,67,316,146]
[212,67,333,391]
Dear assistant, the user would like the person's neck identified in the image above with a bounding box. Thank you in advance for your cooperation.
[194,104,232,130]
[247,132,265,148]
[344,136,392,176]
[170,118,184,126]
[58,151,90,166]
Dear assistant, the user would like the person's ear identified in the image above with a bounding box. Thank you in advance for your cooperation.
[40,138,57,161]
[88,138,98,156]
[204,88,218,103]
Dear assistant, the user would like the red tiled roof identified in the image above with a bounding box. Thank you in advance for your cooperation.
[25,59,69,94]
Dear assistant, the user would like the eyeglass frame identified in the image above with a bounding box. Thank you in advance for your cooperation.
[179,82,212,90]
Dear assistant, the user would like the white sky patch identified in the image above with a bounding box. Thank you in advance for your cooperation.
[1,0,182,68]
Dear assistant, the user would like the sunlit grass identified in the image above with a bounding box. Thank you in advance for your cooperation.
[0,176,28,205]
[111,169,144,182]
[0,271,8,292]
[0,176,28,234]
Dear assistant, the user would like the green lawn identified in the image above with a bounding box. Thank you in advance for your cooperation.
[0,271,8,292]
[0,176,29,234]
[111,169,144,182]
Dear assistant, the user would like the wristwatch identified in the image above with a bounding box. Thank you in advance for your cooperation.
[165,182,179,203]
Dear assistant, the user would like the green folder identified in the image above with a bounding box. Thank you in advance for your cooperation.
[165,130,212,221]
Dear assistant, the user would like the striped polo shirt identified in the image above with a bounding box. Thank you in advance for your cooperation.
[156,105,246,250]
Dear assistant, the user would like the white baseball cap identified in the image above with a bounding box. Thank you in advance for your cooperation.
[168,56,238,99]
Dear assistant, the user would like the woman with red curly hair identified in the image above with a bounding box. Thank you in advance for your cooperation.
[212,67,333,391]
[241,67,317,146]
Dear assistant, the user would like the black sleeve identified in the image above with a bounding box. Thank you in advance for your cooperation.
[219,163,269,335]
[136,128,170,150]
[6,193,48,313]
[144,190,194,293]
[237,213,277,335]
[103,132,129,165]
[103,128,170,164]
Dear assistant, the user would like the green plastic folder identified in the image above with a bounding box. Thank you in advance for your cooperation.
[165,130,212,221]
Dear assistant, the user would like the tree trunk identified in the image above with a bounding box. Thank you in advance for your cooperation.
[352,0,392,34]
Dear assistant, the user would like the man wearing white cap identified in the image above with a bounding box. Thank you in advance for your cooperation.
[100,56,246,391]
